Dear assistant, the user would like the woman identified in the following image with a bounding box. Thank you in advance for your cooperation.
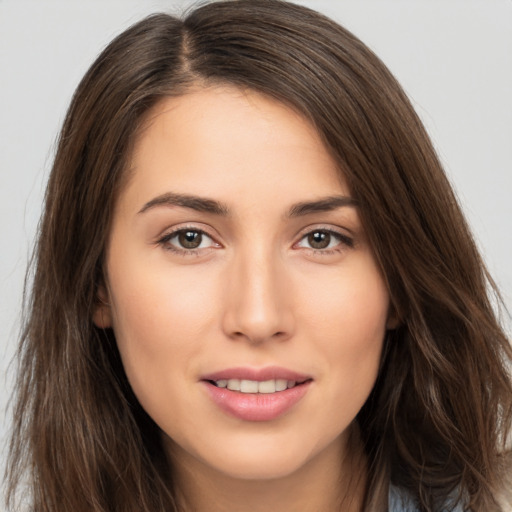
[6,1,511,510]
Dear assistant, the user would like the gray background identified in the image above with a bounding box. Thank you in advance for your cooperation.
[1,0,511,505]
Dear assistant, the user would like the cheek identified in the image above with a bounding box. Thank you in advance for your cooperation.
[106,254,221,413]
[302,260,389,345]
[299,261,389,409]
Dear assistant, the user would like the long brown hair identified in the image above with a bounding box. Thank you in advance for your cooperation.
[6,1,511,510]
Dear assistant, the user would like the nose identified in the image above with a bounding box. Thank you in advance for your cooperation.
[221,246,294,345]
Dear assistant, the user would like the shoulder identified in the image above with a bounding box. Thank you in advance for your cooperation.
[388,485,464,512]
[388,485,417,511]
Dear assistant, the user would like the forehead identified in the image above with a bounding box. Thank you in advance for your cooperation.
[122,86,348,212]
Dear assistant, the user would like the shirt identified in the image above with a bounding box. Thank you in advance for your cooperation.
[389,485,463,511]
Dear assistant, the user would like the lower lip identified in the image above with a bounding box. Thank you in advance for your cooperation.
[203,381,312,422]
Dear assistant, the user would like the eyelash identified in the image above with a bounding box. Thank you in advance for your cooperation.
[156,226,218,257]
[296,228,354,255]
[156,226,354,256]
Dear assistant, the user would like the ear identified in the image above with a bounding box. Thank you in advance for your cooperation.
[93,283,113,328]
[385,304,400,330]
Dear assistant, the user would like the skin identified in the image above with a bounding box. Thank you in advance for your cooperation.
[94,86,396,511]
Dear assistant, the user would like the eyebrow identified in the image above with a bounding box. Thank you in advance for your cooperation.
[138,192,357,217]
[287,195,357,217]
[138,192,229,215]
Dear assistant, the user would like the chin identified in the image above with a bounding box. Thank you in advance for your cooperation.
[177,427,341,483]
[211,451,313,481]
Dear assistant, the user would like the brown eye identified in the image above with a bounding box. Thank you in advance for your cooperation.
[159,228,217,253]
[296,228,353,253]
[307,231,331,249]
[178,230,203,249]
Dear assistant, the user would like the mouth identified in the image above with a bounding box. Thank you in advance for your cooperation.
[201,367,313,421]
[207,377,310,394]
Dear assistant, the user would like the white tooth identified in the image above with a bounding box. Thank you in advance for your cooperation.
[216,379,228,388]
[287,380,296,389]
[258,380,276,393]
[240,379,259,393]
[275,379,288,391]
[227,379,241,391]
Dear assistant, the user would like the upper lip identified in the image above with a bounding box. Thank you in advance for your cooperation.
[201,366,312,383]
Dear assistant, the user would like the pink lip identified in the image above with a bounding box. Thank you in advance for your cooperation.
[201,366,313,422]
[201,366,311,383]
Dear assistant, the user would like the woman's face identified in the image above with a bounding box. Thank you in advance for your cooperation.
[95,86,394,481]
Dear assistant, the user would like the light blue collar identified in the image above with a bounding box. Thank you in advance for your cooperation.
[388,485,463,511]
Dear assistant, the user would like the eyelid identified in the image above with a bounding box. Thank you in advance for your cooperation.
[156,224,222,255]
[155,223,354,257]
[293,225,354,252]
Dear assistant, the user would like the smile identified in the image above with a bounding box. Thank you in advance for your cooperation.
[211,378,301,393]
[202,367,313,421]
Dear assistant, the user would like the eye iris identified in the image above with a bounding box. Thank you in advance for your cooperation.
[308,231,330,249]
[178,231,202,249]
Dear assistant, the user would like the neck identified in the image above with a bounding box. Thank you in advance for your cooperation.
[168,426,367,512]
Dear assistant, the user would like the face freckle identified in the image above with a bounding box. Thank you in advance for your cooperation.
[95,85,392,484]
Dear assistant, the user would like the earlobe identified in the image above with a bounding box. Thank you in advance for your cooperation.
[93,285,112,328]
[386,306,400,330]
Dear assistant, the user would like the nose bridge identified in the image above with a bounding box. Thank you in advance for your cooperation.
[223,242,292,343]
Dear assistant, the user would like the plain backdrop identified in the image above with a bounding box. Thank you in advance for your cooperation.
[1,0,511,505]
